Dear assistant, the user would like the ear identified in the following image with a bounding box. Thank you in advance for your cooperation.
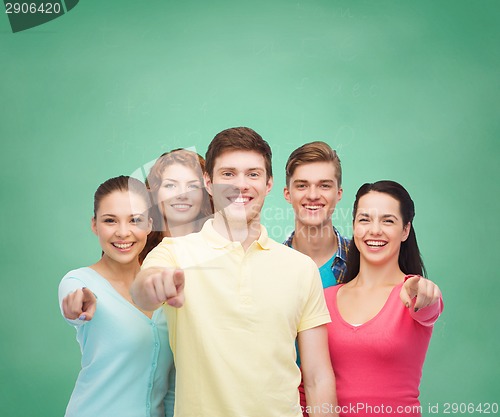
[337,186,343,202]
[203,172,213,197]
[402,222,411,242]
[147,217,153,235]
[91,217,98,236]
[265,176,273,195]
[283,186,291,204]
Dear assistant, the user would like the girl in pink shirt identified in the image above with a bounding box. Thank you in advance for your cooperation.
[325,180,443,417]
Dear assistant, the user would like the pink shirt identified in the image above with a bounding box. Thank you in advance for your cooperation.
[324,282,443,417]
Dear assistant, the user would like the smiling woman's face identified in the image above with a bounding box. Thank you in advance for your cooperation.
[156,163,204,230]
[353,191,410,268]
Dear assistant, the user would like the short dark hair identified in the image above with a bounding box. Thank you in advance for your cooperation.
[205,127,272,180]
[344,180,426,283]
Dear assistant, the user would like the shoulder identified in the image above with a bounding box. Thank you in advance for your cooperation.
[143,232,206,268]
[60,267,98,284]
[323,284,342,306]
[159,231,205,248]
[324,283,342,296]
[58,267,101,303]
[268,238,317,269]
[270,237,303,256]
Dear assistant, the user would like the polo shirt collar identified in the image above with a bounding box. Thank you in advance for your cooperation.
[201,219,271,250]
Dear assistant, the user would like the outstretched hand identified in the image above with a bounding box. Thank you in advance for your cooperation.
[142,268,185,308]
[62,287,97,321]
[400,275,441,312]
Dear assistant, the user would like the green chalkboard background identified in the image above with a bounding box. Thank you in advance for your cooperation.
[1,1,498,416]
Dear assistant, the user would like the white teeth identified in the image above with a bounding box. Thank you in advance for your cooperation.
[232,197,249,203]
[366,241,386,247]
[113,242,133,249]
[171,204,191,209]
[305,205,322,210]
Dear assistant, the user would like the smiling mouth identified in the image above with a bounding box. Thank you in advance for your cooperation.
[365,240,387,248]
[112,242,134,249]
[303,204,324,211]
[170,204,192,210]
[228,196,251,204]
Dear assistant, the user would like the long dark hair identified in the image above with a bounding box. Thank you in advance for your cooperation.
[344,180,426,283]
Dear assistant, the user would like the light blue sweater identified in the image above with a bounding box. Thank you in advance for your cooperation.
[58,267,175,417]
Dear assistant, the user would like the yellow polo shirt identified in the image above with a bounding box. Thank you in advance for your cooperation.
[142,220,331,417]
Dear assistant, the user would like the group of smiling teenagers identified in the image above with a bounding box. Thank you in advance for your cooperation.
[59,127,443,417]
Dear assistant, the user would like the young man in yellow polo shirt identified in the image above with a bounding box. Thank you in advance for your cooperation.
[131,127,338,417]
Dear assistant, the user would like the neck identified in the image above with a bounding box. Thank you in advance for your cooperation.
[164,221,196,238]
[212,212,262,251]
[92,255,140,286]
[292,222,338,266]
[354,259,405,288]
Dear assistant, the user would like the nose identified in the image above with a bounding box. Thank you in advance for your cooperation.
[175,185,189,200]
[369,220,382,235]
[115,222,132,238]
[306,185,319,200]
[233,173,250,191]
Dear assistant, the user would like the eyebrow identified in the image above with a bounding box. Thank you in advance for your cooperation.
[161,178,201,183]
[100,213,146,218]
[217,167,265,172]
[293,179,335,184]
[356,212,399,220]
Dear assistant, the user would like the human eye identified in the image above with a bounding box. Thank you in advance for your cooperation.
[248,172,260,178]
[221,171,234,177]
[163,183,175,189]
[188,183,201,190]
[320,184,332,189]
[383,219,395,224]
[131,216,144,224]
[295,183,306,190]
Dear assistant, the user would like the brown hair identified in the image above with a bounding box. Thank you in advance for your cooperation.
[285,141,342,187]
[205,127,273,181]
[140,149,213,262]
[93,176,149,218]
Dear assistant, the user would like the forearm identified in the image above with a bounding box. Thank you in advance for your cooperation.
[410,295,444,326]
[299,325,339,417]
[303,372,338,417]
[130,268,164,311]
